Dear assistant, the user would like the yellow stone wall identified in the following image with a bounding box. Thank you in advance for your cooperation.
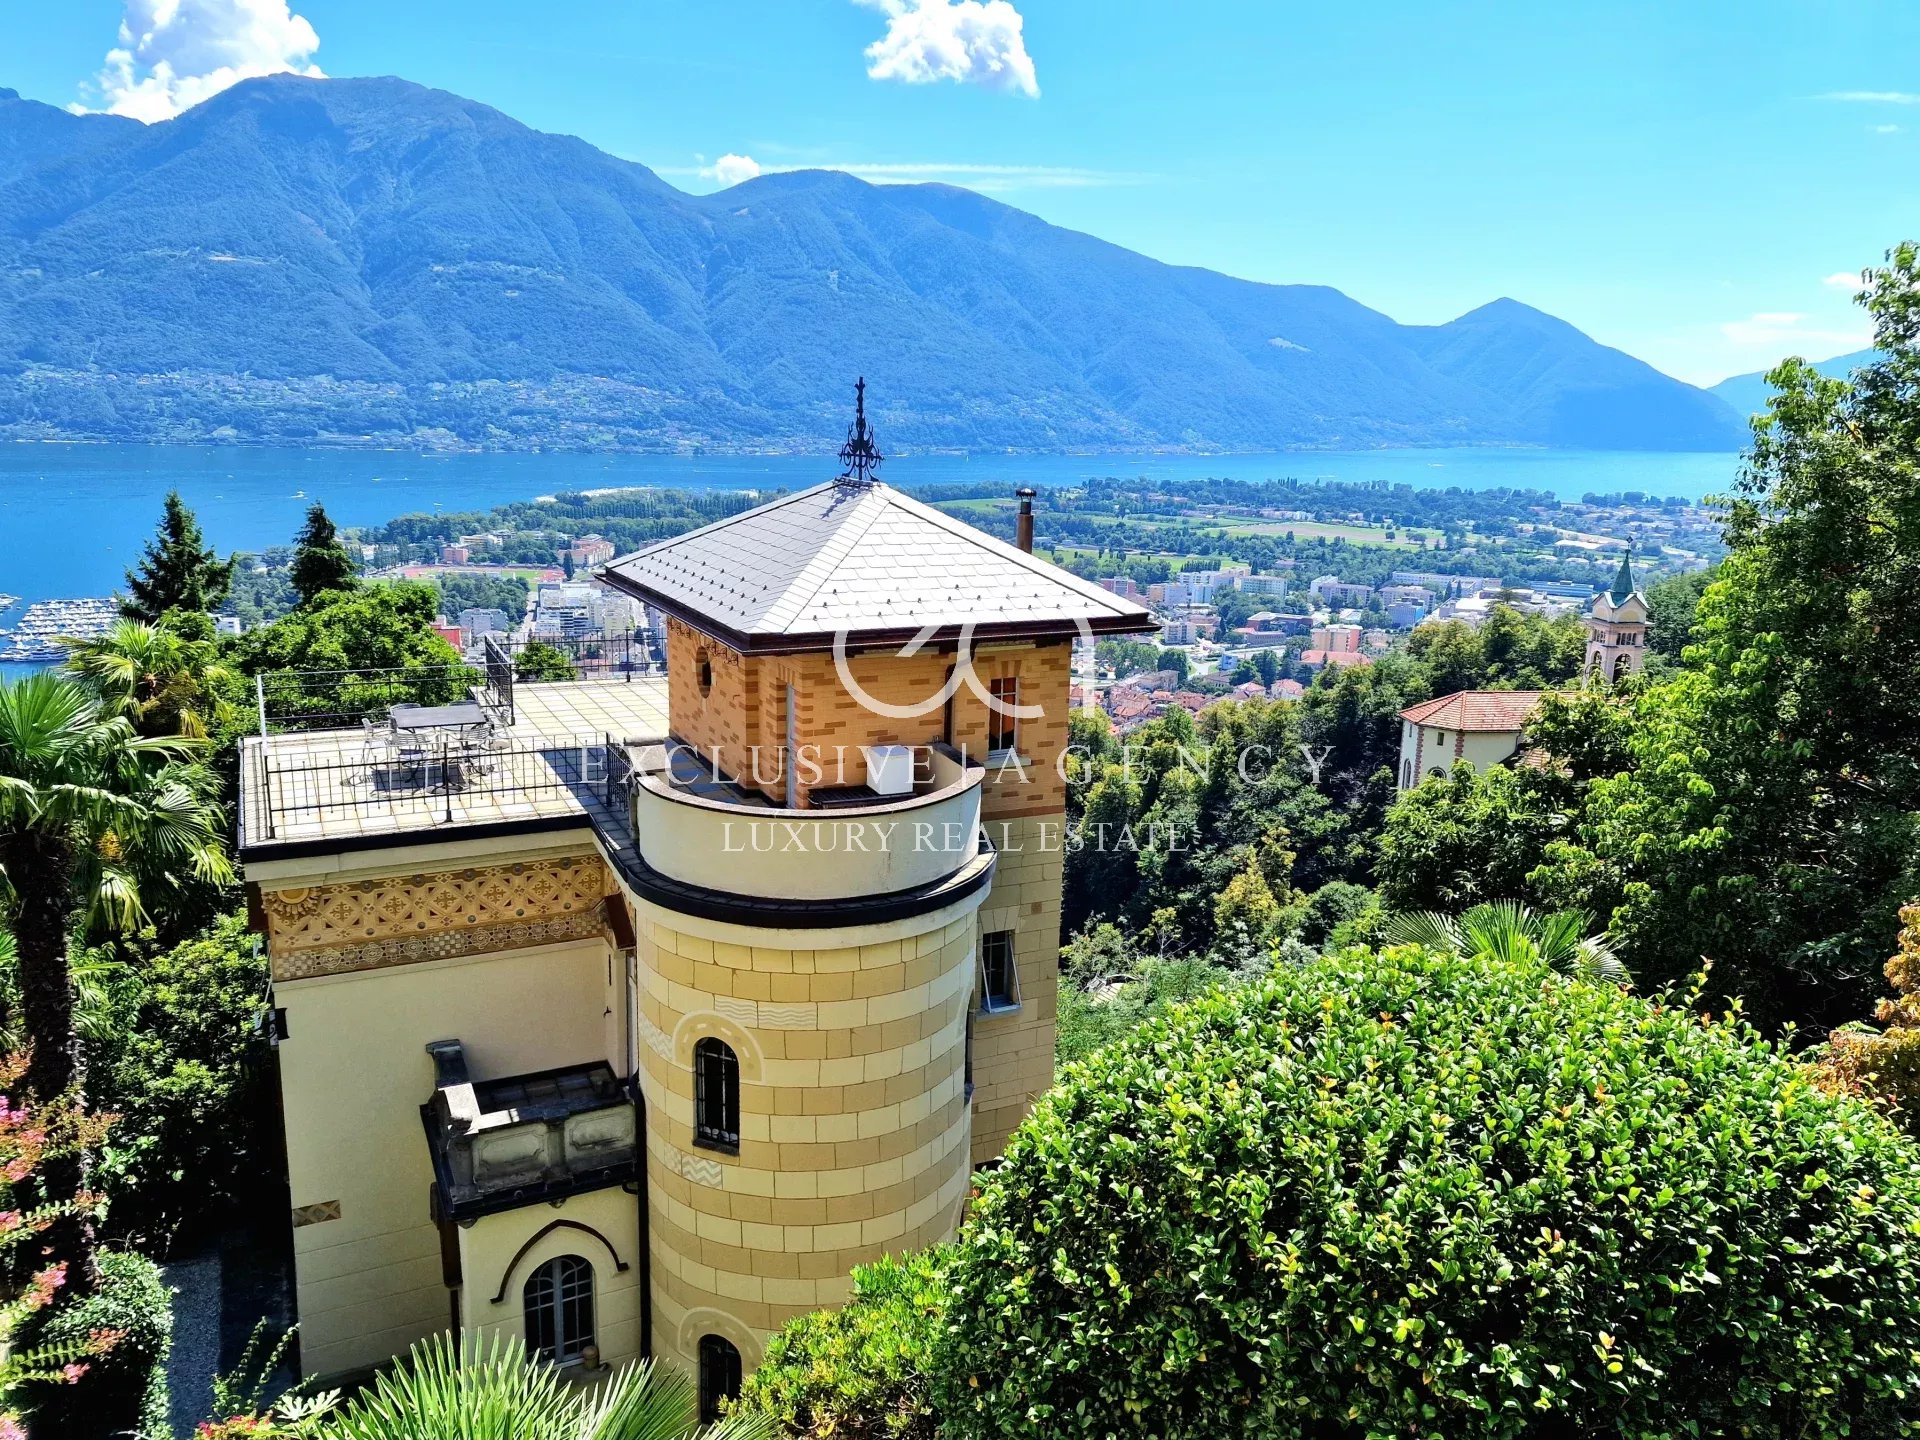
[624,888,982,1372]
[970,813,1064,1163]
[456,1187,644,1364]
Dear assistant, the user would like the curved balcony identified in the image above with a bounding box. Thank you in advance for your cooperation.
[627,744,985,904]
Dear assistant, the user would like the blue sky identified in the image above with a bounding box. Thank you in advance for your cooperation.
[6,0,1914,385]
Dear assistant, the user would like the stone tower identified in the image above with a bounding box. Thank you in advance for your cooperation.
[1585,547,1649,680]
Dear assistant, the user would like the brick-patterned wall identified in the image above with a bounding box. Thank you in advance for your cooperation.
[630,896,980,1371]
[970,812,1063,1163]
[664,625,1076,818]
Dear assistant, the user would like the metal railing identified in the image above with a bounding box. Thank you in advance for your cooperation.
[255,663,490,735]
[603,731,635,813]
[253,631,660,736]
[480,630,662,681]
[251,731,621,838]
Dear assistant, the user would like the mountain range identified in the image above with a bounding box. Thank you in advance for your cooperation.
[0,75,1748,454]
[1709,348,1879,418]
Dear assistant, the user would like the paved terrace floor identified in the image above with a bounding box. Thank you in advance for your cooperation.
[239,678,671,855]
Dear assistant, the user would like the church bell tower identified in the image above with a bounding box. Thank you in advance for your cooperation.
[1585,546,1649,681]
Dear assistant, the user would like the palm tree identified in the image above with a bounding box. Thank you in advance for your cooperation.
[325,1332,768,1440]
[1385,900,1627,984]
[63,617,239,739]
[0,671,232,1275]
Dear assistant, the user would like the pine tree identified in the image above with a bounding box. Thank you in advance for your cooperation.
[288,503,358,606]
[121,491,235,621]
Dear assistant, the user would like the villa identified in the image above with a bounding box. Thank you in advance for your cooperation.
[235,423,1154,1411]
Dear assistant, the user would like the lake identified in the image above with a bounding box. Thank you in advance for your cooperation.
[0,442,1744,615]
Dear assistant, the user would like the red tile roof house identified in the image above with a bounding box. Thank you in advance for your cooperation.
[1300,648,1373,670]
[1395,689,1546,790]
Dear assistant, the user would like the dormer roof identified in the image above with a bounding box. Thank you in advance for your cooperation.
[599,480,1157,653]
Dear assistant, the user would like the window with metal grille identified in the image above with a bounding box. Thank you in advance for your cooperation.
[987,676,1018,754]
[523,1254,595,1365]
[699,1334,743,1422]
[978,930,1020,1014]
[694,1037,740,1153]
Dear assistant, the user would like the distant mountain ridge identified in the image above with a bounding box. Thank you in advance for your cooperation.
[0,75,1746,453]
[1710,349,1879,418]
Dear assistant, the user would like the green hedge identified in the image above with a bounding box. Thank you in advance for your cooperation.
[34,1250,174,1438]
[735,1250,947,1440]
[939,947,1920,1439]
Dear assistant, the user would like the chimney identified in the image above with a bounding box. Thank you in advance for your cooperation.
[1015,487,1037,553]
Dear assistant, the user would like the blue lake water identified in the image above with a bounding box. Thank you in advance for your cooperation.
[0,442,1743,617]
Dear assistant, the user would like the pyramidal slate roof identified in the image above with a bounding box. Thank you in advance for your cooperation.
[598,480,1156,652]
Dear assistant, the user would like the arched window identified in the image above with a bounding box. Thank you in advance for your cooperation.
[699,1334,743,1422]
[694,1037,740,1153]
[695,649,713,698]
[1613,652,1631,680]
[524,1254,595,1364]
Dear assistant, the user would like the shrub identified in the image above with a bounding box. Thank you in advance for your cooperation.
[1817,901,1920,1140]
[88,911,273,1239]
[941,947,1920,1439]
[735,1251,948,1440]
[33,1250,173,1438]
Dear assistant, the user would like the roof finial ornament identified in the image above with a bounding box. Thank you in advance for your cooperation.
[836,376,883,488]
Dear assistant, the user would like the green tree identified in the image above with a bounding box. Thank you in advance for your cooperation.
[0,672,231,1278]
[62,615,240,739]
[1645,567,1714,662]
[288,503,358,606]
[230,583,460,678]
[122,491,235,622]
[513,641,579,682]
[1534,248,1920,1025]
[87,912,272,1237]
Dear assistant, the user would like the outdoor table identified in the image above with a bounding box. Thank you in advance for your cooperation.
[390,701,487,731]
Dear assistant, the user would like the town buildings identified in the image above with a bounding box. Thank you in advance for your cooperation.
[236,460,1153,1404]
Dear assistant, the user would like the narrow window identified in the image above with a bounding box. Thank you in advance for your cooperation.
[694,1037,740,1153]
[524,1254,595,1365]
[699,1334,743,1422]
[978,930,1020,1014]
[696,649,713,697]
[964,1006,975,1102]
[987,676,1018,754]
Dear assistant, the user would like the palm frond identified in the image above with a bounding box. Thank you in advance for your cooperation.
[1381,910,1464,953]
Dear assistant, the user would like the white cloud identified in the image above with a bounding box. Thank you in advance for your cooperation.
[701,153,764,186]
[1820,90,1920,104]
[77,0,323,123]
[854,0,1039,98]
[1873,123,1903,133]
[1823,271,1862,289]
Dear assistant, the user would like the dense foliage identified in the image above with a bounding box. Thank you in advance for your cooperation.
[228,582,461,678]
[941,948,1920,1439]
[86,913,272,1239]
[1819,903,1920,1140]
[28,1249,173,1439]
[736,1252,947,1440]
[1063,605,1588,950]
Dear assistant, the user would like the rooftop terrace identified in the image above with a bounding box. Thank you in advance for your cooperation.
[238,677,670,859]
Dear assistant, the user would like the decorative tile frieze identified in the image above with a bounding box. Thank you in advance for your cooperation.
[261,856,607,979]
[292,1200,341,1227]
[270,910,607,982]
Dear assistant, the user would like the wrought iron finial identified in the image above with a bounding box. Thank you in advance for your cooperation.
[836,376,883,487]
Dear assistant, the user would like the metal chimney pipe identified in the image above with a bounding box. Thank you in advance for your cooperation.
[1015,487,1037,553]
